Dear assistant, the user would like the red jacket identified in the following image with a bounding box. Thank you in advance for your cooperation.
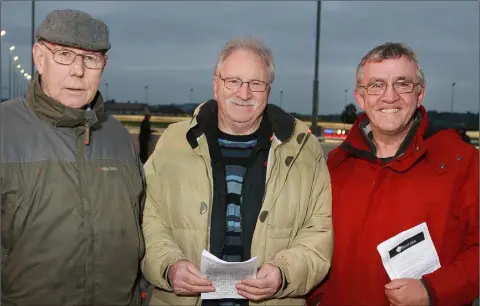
[309,107,479,305]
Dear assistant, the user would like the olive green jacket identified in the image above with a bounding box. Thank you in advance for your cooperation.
[0,74,145,305]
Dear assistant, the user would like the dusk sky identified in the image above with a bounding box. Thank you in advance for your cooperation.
[1,1,478,115]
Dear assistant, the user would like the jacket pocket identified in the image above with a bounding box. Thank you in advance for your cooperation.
[1,173,25,266]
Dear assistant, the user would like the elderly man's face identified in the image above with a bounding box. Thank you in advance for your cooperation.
[213,49,270,132]
[33,41,105,109]
[355,56,425,137]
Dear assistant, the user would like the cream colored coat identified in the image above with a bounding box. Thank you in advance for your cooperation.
[141,105,333,306]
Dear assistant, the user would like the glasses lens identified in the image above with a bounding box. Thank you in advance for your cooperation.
[224,78,242,90]
[394,82,414,93]
[367,82,385,95]
[249,81,267,92]
[222,77,268,92]
[54,50,76,65]
[84,55,104,69]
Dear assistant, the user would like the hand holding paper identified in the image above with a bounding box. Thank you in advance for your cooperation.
[236,263,282,301]
[384,278,429,306]
[168,259,215,295]
[377,222,441,280]
[200,249,258,300]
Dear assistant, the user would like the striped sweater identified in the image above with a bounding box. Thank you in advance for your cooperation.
[217,130,258,306]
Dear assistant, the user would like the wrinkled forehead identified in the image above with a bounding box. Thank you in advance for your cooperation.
[362,57,418,82]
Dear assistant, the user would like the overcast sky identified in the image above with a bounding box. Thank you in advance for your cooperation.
[1,1,478,115]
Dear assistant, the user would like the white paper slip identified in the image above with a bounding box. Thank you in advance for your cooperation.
[376,222,441,280]
[200,249,258,300]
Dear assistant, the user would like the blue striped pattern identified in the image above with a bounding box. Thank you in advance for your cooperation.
[217,135,257,306]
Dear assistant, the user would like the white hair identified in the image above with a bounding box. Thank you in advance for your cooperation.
[214,37,275,83]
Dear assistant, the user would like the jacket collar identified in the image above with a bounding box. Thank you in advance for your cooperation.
[186,99,296,149]
[27,72,106,128]
[330,106,429,172]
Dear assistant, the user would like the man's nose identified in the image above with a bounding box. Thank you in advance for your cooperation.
[70,55,85,77]
[381,84,400,102]
[236,82,252,100]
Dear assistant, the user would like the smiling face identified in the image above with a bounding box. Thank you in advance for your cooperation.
[213,49,270,134]
[355,56,425,137]
[33,41,105,109]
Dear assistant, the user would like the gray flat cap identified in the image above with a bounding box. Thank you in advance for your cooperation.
[36,9,111,52]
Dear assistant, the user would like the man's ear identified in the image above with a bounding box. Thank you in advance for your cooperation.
[213,76,219,101]
[354,87,366,111]
[416,84,426,108]
[32,43,45,75]
[102,55,108,72]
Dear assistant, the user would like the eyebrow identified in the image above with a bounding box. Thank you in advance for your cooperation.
[223,75,267,83]
[367,76,415,83]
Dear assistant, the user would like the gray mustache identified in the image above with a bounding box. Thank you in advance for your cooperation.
[226,98,256,106]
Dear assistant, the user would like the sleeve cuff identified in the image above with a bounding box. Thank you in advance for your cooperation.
[273,267,289,298]
[162,258,187,291]
[421,277,437,305]
[163,264,173,290]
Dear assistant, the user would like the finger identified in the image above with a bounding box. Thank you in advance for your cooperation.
[384,291,399,306]
[385,279,407,290]
[241,277,269,289]
[186,263,203,278]
[182,281,216,294]
[237,289,269,302]
[172,282,194,296]
[236,283,272,296]
[184,272,212,287]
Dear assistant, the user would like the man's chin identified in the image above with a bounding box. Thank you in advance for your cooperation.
[375,124,408,136]
[231,117,254,124]
[59,99,89,109]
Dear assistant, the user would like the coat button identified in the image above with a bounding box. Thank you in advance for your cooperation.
[285,156,294,166]
[457,156,462,160]
[296,133,306,144]
[259,211,269,223]
[440,163,446,169]
[200,202,208,215]
[414,146,420,151]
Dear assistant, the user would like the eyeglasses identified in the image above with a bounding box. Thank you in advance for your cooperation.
[216,75,269,92]
[358,81,421,95]
[42,44,106,70]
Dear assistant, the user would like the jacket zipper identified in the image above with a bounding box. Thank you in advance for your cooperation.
[197,154,213,306]
[84,121,90,145]
[201,155,214,252]
[76,124,94,305]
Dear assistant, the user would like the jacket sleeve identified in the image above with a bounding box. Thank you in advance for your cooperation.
[140,133,188,291]
[270,148,333,298]
[422,149,479,305]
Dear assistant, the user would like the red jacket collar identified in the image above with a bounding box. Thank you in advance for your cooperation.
[329,106,429,172]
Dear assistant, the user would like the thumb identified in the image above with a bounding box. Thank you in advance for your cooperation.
[186,262,202,277]
[385,279,408,290]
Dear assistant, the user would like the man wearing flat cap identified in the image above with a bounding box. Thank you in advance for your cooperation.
[0,9,145,306]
